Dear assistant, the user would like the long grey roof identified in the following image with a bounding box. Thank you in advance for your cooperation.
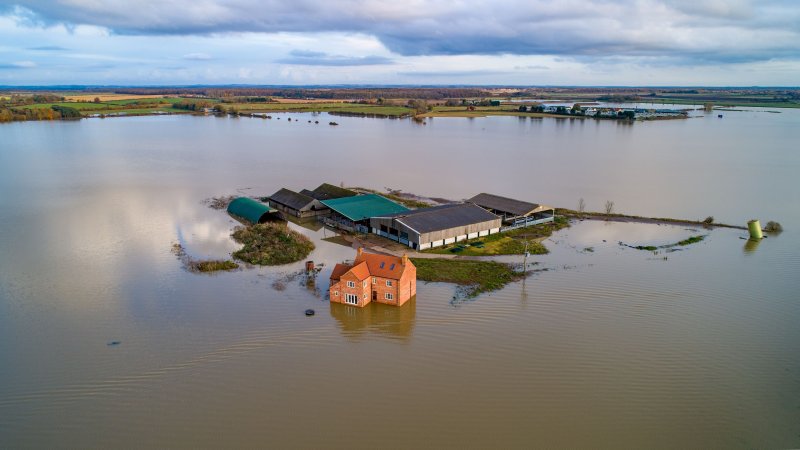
[380,203,500,234]
[469,193,548,216]
[268,188,316,211]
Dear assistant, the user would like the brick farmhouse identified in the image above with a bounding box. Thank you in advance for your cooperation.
[329,249,416,307]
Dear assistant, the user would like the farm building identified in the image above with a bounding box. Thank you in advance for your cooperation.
[299,183,357,201]
[329,248,416,307]
[469,193,555,228]
[267,188,329,219]
[321,194,409,232]
[370,203,501,250]
[226,197,278,224]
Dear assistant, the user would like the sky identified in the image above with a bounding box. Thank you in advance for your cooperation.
[0,0,798,86]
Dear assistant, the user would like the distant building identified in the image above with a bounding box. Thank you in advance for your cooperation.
[329,248,416,307]
[299,183,357,201]
[370,203,502,250]
[267,188,328,218]
[469,193,555,227]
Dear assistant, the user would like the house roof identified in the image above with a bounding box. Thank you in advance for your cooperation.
[354,251,410,280]
[349,261,371,280]
[321,194,409,222]
[331,250,413,283]
[378,203,500,234]
[268,188,316,211]
[468,193,552,217]
[226,197,275,224]
[311,183,357,201]
[330,263,351,281]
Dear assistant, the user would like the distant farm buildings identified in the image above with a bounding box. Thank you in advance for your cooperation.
[267,183,356,218]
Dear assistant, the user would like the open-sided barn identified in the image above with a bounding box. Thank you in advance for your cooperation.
[370,203,501,250]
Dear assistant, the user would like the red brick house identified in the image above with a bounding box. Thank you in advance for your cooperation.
[329,248,416,307]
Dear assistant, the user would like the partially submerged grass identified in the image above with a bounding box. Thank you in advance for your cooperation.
[424,216,569,256]
[191,260,239,272]
[411,258,523,298]
[627,235,707,251]
[232,222,315,265]
[171,243,239,273]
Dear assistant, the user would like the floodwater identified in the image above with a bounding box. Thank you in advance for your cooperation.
[0,109,799,448]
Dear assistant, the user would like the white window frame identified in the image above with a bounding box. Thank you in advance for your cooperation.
[386,280,393,287]
[345,293,358,305]
[372,277,377,284]
[347,281,355,288]
[363,293,367,300]
[334,291,339,296]
[363,280,367,288]
[385,292,393,300]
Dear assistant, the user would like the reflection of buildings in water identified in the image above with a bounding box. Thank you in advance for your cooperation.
[329,297,416,341]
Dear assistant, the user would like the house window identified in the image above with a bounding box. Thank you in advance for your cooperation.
[334,291,339,296]
[345,293,358,305]
[372,277,376,284]
[386,280,393,287]
[363,280,367,288]
[385,293,393,300]
[363,293,367,300]
[347,281,355,288]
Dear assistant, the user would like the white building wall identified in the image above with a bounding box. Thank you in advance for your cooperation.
[468,232,479,239]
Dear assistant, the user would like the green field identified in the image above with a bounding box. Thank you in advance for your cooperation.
[411,258,524,298]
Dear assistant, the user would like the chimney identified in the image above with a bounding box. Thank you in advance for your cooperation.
[357,247,364,258]
[401,253,408,266]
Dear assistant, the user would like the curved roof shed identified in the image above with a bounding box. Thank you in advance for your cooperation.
[227,197,276,224]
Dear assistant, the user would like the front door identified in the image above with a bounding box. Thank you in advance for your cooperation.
[372,291,377,301]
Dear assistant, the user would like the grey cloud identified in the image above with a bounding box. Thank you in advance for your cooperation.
[397,70,510,77]
[278,51,393,66]
[2,0,799,63]
[183,52,212,60]
[28,45,68,51]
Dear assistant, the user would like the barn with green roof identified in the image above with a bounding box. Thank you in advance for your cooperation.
[321,194,409,231]
[226,197,277,224]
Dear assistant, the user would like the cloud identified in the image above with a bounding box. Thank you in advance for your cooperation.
[278,50,393,66]
[0,60,36,68]
[183,52,212,60]
[27,45,67,51]
[0,61,36,70]
[1,0,798,65]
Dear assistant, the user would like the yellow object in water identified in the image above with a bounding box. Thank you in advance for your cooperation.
[748,219,763,240]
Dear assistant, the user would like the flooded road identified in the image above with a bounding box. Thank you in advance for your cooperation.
[0,109,798,448]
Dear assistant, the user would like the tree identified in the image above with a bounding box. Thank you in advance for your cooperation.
[93,97,101,103]
[518,105,528,112]
[604,200,614,215]
[571,103,582,115]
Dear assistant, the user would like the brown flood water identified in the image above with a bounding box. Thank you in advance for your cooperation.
[0,108,799,448]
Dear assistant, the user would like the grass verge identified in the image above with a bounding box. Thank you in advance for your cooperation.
[232,222,315,265]
[411,258,523,298]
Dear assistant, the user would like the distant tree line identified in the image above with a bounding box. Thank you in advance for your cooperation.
[110,87,487,100]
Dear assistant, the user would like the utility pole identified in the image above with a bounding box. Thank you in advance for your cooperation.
[523,239,529,276]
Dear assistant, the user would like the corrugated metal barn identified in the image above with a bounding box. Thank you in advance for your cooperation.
[370,203,501,250]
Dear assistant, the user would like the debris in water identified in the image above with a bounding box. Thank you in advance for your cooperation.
[305,309,315,316]
[107,341,121,346]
